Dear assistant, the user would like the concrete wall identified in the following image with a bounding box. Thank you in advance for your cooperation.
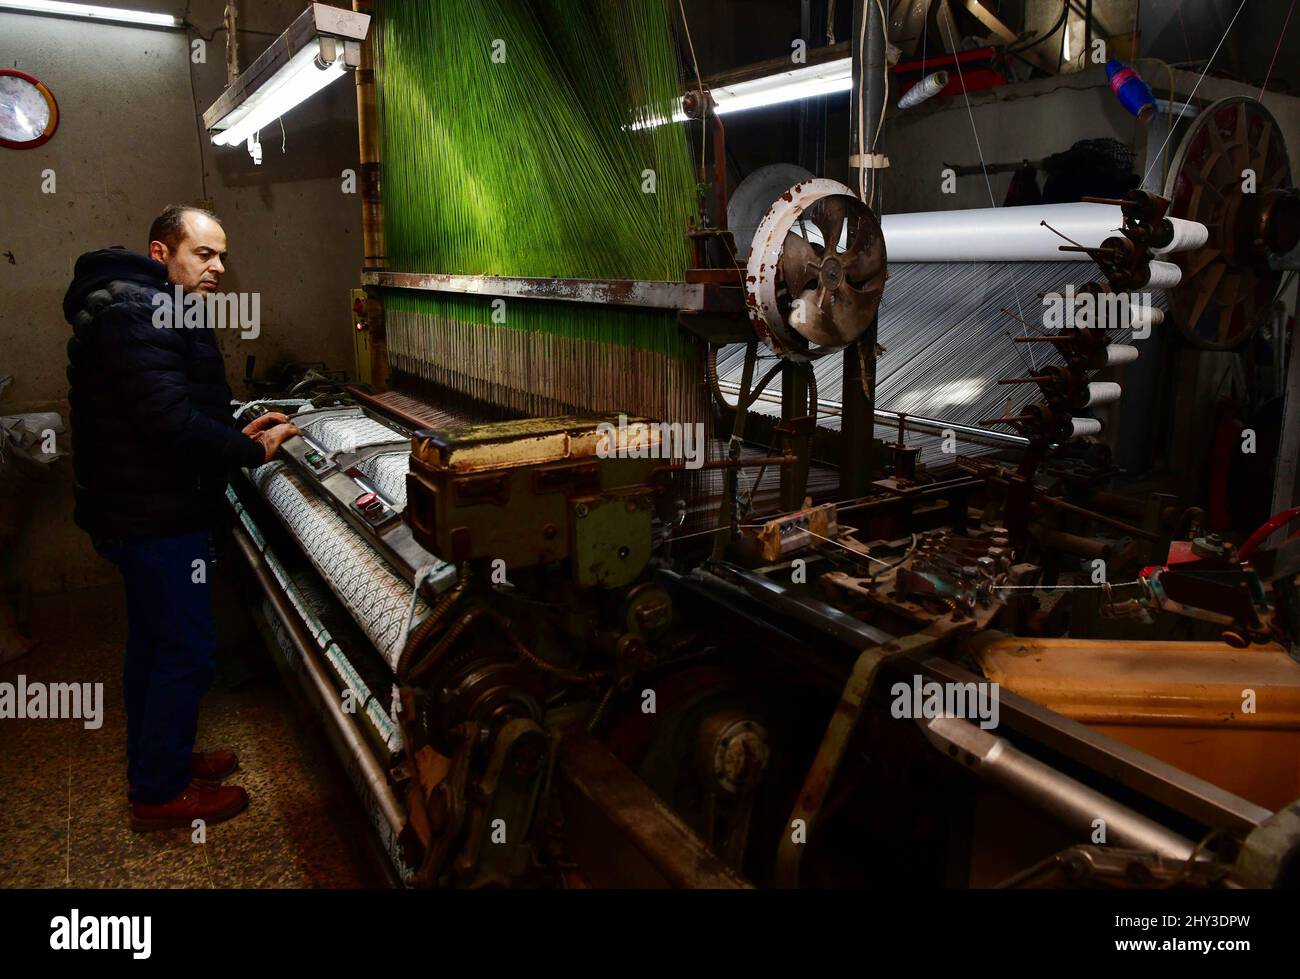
[0,0,363,596]
[879,65,1138,214]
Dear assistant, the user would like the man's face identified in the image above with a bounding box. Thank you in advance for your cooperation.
[149,212,228,294]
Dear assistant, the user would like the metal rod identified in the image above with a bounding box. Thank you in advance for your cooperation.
[361,271,718,312]
[667,567,1274,835]
[718,378,1032,448]
[654,455,798,476]
[928,649,1272,834]
[230,523,407,839]
[1034,492,1160,542]
[354,0,388,390]
[921,716,1200,862]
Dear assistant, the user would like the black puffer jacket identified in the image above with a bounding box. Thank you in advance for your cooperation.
[63,248,265,539]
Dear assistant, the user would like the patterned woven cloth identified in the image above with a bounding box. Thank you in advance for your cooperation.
[252,461,427,669]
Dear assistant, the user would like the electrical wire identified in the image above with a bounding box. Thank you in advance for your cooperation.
[676,0,707,177]
[181,0,208,200]
[1006,0,1069,56]
[868,0,889,204]
[1141,0,1248,187]
[1137,57,1177,187]
[1258,0,1298,100]
[183,21,279,42]
[940,13,1035,370]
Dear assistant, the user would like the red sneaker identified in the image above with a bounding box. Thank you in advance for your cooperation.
[192,749,239,781]
[131,781,249,832]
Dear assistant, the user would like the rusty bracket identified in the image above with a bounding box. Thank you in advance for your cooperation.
[773,626,953,888]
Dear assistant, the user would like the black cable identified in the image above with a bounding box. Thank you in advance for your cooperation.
[183,21,279,43]
[1005,0,1070,55]
[182,1,208,201]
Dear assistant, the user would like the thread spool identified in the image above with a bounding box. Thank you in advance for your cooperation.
[1128,304,1165,332]
[1145,261,1183,290]
[1105,344,1139,366]
[1085,381,1122,407]
[898,71,948,110]
[1107,59,1155,121]
[1155,218,1210,253]
[1071,417,1103,437]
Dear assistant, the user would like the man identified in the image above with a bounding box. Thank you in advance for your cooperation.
[63,205,299,831]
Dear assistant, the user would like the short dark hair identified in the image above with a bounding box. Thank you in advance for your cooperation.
[148,204,222,251]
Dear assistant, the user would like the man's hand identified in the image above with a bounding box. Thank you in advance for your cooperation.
[253,422,301,463]
[242,411,291,438]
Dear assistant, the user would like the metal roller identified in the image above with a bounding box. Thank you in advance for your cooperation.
[880,203,1206,264]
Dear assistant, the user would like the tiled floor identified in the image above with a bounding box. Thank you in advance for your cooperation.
[0,586,388,888]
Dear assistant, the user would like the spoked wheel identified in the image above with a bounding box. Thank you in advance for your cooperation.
[1164,97,1299,350]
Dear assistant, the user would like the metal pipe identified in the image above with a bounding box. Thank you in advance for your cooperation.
[717,378,1032,448]
[354,0,383,270]
[859,0,885,208]
[1041,528,1113,559]
[839,0,882,499]
[230,523,407,839]
[353,0,388,391]
[933,646,1272,834]
[653,455,798,476]
[1034,492,1159,542]
[921,716,1200,862]
[665,566,1274,834]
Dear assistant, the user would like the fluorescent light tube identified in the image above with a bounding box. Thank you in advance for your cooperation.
[633,57,853,129]
[711,59,853,115]
[0,1,181,27]
[211,43,346,147]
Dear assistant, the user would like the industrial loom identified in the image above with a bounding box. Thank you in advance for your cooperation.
[219,1,1300,887]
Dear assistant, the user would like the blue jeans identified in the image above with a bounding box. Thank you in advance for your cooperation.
[93,530,217,804]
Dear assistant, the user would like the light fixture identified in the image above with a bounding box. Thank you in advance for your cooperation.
[0,0,180,27]
[633,56,853,130]
[203,3,370,160]
[711,58,852,115]
[210,48,346,148]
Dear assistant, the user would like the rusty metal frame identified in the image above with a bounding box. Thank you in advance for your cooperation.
[361,270,746,314]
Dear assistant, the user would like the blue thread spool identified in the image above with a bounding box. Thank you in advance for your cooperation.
[1107,59,1156,121]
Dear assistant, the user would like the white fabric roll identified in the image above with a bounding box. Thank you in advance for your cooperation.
[881,204,1207,263]
[882,203,1121,262]
[1071,417,1103,437]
